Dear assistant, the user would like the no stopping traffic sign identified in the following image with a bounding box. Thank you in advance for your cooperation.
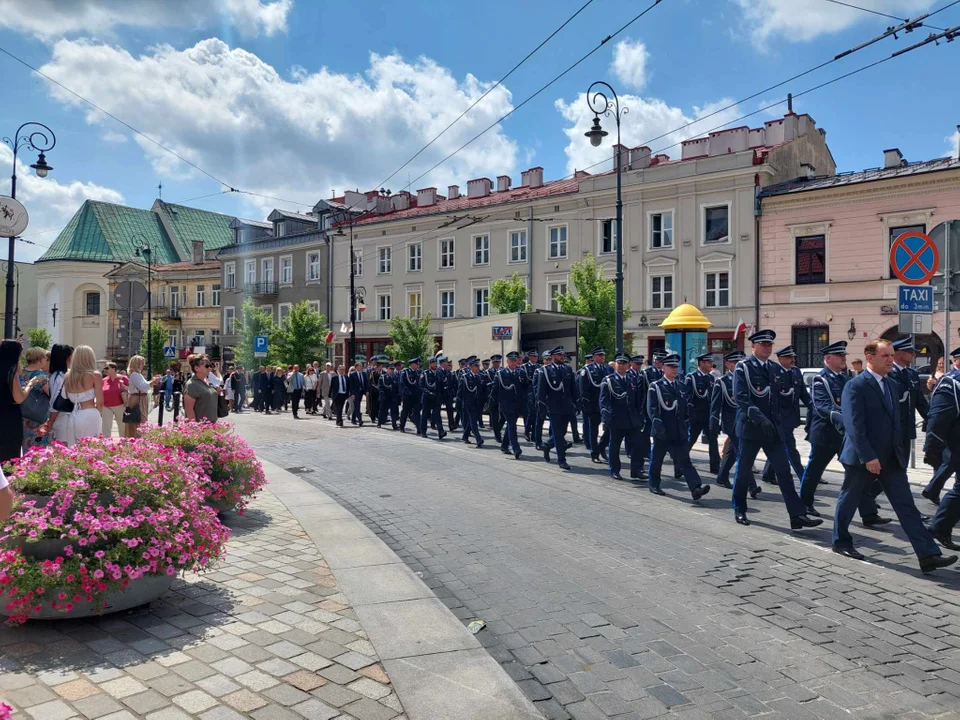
[890,231,939,285]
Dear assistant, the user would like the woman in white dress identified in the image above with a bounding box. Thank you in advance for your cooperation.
[60,345,103,447]
[223,373,234,410]
[123,355,151,438]
[47,344,74,444]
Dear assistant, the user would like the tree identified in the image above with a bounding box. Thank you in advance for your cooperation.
[25,327,51,350]
[386,313,434,363]
[269,300,330,368]
[235,299,276,370]
[555,254,632,364]
[490,272,529,314]
[138,320,167,376]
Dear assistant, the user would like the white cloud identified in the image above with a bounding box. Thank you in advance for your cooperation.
[610,38,649,91]
[948,129,959,159]
[554,93,743,177]
[0,144,125,263]
[731,0,934,48]
[100,130,128,144]
[0,0,292,39]
[37,39,518,218]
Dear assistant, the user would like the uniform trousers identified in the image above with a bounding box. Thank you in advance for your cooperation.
[419,396,443,437]
[688,417,720,470]
[443,397,456,430]
[834,463,940,559]
[524,400,536,440]
[585,411,609,458]
[500,409,522,455]
[608,427,642,476]
[400,397,421,431]
[762,428,804,480]
[461,405,483,445]
[649,439,701,491]
[378,396,398,428]
[547,412,571,463]
[931,481,960,536]
[488,402,504,442]
[800,443,879,517]
[734,436,806,516]
[925,448,956,497]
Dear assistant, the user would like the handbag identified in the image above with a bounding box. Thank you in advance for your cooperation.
[217,394,229,418]
[21,385,50,424]
[51,375,74,414]
[122,392,142,424]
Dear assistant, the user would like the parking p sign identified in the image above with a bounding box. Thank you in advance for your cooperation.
[254,335,269,358]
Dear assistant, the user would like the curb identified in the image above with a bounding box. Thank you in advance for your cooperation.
[259,459,541,720]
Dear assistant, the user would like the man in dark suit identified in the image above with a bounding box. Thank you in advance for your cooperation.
[833,339,956,573]
[331,365,350,427]
[347,362,366,426]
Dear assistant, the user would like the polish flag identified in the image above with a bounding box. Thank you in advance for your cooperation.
[325,331,335,344]
[733,318,747,341]
[340,321,353,333]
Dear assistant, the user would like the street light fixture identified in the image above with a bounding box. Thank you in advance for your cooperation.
[133,236,154,377]
[2,122,56,338]
[847,319,856,341]
[335,215,359,364]
[584,82,627,354]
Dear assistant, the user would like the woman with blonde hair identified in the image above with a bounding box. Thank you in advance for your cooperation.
[60,345,103,446]
[123,355,151,437]
[21,347,51,452]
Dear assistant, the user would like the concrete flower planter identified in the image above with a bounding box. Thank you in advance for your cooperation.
[5,535,109,562]
[27,574,176,620]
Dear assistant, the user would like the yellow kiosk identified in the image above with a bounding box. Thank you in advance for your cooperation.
[660,304,712,375]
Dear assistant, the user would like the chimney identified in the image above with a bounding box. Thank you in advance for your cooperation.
[417,187,437,207]
[447,184,460,200]
[883,148,905,169]
[497,175,512,192]
[520,167,543,188]
[613,143,628,172]
[391,192,410,211]
[801,162,816,180]
[467,177,492,198]
[629,146,651,170]
[191,240,204,264]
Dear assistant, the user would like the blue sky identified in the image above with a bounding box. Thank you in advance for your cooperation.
[1,0,958,262]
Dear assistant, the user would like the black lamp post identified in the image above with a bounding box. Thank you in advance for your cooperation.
[2,122,55,338]
[335,217,358,365]
[134,237,154,377]
[584,82,628,355]
[1,261,21,337]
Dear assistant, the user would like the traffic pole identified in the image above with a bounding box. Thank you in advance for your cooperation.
[946,220,952,373]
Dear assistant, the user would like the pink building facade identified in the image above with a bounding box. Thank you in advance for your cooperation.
[759,151,960,370]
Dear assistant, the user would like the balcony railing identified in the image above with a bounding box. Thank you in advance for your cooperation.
[245,282,279,296]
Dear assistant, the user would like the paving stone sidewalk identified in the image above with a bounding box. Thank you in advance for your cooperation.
[0,489,405,720]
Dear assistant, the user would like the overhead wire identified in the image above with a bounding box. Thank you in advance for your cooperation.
[821,0,947,31]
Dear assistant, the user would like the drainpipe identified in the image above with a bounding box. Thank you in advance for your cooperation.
[326,219,334,364]
[754,176,761,337]
[527,206,534,312]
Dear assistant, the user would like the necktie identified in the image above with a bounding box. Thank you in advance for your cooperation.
[882,376,893,409]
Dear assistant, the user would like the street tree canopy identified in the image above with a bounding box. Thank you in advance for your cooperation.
[554,254,631,364]
[26,327,51,350]
[236,300,276,369]
[269,300,330,368]
[386,313,434,363]
[138,319,167,376]
[490,272,529,314]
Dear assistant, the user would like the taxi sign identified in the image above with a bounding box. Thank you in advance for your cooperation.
[890,231,939,285]
[898,285,933,313]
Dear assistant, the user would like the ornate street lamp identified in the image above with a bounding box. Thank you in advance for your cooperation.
[134,236,154,376]
[584,82,628,354]
[335,215,359,364]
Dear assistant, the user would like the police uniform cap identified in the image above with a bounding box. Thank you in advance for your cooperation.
[695,352,713,362]
[506,351,521,360]
[491,354,503,361]
[661,353,681,367]
[468,357,481,367]
[548,346,565,356]
[428,357,438,364]
[590,347,606,356]
[527,350,539,357]
[482,358,491,364]
[614,353,631,363]
[821,341,847,357]
[775,345,797,358]
[393,361,403,368]
[748,329,776,343]
[652,349,667,359]
[950,347,960,359]
[630,355,644,363]
[892,337,916,352]
[724,350,745,363]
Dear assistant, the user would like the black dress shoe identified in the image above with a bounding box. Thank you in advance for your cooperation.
[565,441,573,451]
[791,515,824,529]
[922,489,942,506]
[631,470,648,480]
[559,462,571,470]
[862,514,893,527]
[649,487,666,496]
[514,450,522,460]
[476,442,484,449]
[674,471,683,479]
[591,455,602,464]
[716,480,732,489]
[501,447,511,455]
[821,479,830,485]
[749,487,761,499]
[463,438,472,445]
[535,443,543,451]
[600,449,608,461]
[611,472,624,480]
[832,546,865,561]
[735,511,750,525]
[692,485,710,501]
[805,505,821,517]
[919,554,958,573]
[930,529,960,551]
[543,449,551,463]
[710,467,720,475]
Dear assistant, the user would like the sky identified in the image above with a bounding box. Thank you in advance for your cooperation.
[1,0,959,263]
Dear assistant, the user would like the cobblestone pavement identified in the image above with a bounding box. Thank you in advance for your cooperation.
[0,488,404,720]
[236,411,960,720]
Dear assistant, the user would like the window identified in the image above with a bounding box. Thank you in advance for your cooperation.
[704,271,729,308]
[408,291,422,319]
[211,329,220,346]
[224,307,236,334]
[167,329,178,348]
[260,304,273,320]
[196,285,206,308]
[170,285,180,314]
[378,293,392,321]
[548,282,567,312]
[244,260,256,285]
[225,262,236,289]
[510,230,527,263]
[85,291,100,316]
[600,219,619,254]
[704,205,729,244]
[650,211,673,249]
[548,225,567,259]
[408,242,422,272]
[280,255,293,285]
[261,258,274,284]
[651,275,673,310]
[352,249,363,277]
[440,238,455,269]
[309,300,321,314]
[796,235,826,284]
[160,286,166,307]
[792,326,829,368]
[212,284,221,307]
[193,330,206,347]
[889,224,926,277]
[278,303,291,326]
[307,252,321,281]
[474,287,490,317]
[473,235,490,266]
[440,290,455,319]
[378,247,392,274]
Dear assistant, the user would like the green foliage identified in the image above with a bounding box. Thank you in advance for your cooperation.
[554,254,632,364]
[489,272,529,314]
[269,300,330,368]
[236,299,276,369]
[25,327,51,350]
[385,313,434,363]
[138,320,167,376]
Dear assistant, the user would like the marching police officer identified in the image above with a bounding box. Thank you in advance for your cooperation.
[647,353,710,499]
[439,356,458,431]
[533,352,553,450]
[733,330,821,529]
[453,358,467,429]
[418,356,446,440]
[761,345,811,484]
[521,350,540,441]
[580,347,612,463]
[924,348,960,504]
[626,355,650,477]
[645,350,666,386]
[890,336,929,456]
[377,360,400,430]
[924,367,960,550]
[600,353,645,481]
[478,359,492,428]
[366,357,381,424]
[492,351,527,459]
[711,350,744,489]
[486,354,505,443]
[398,358,422,433]
[538,346,576,469]
[458,357,485,447]
[685,351,720,473]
